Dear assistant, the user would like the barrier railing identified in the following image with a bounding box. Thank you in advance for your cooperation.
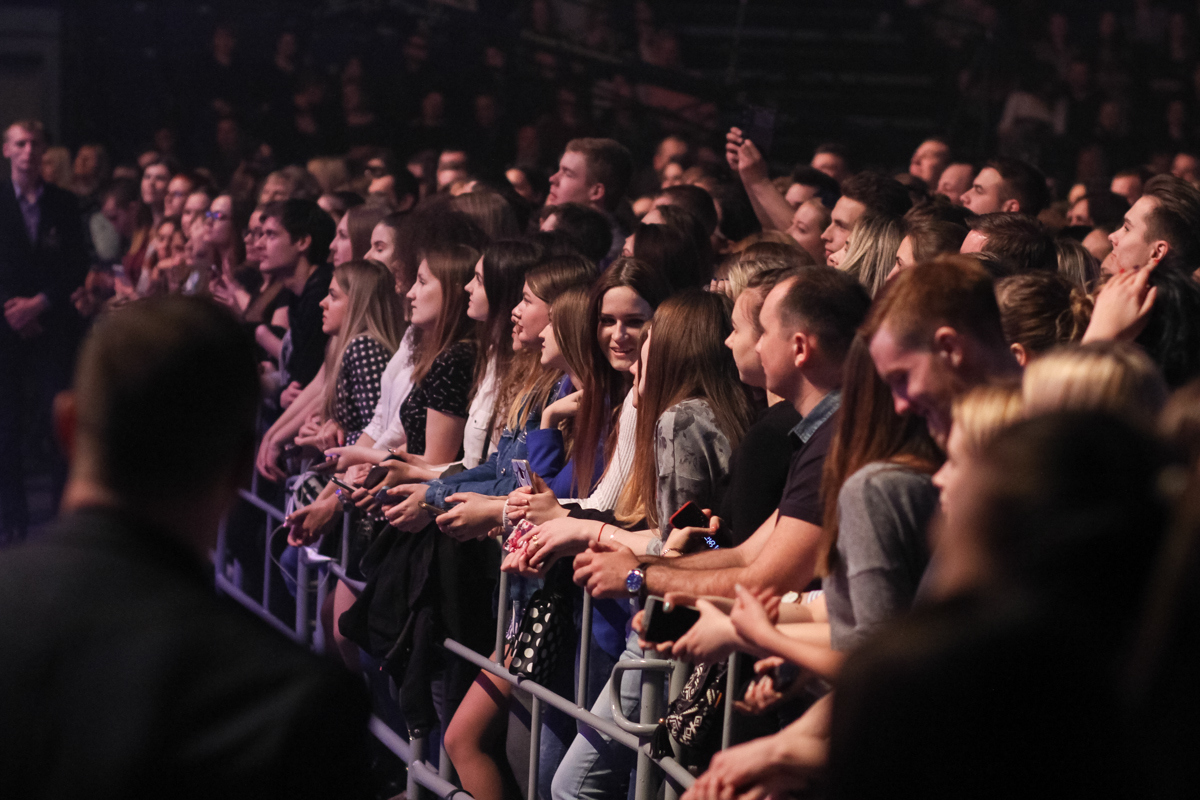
[215,489,752,799]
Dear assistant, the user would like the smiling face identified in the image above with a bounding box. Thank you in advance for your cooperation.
[868,322,960,445]
[821,196,866,265]
[465,256,489,322]
[512,281,552,349]
[406,258,444,330]
[598,286,652,372]
[319,275,349,335]
[726,290,766,388]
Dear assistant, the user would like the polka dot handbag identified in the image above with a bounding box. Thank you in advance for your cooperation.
[507,588,573,686]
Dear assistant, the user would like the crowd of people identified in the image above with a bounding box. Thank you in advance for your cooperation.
[4,5,1200,799]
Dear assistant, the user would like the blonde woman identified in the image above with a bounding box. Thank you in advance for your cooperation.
[1022,341,1168,422]
[317,259,406,445]
[835,211,904,296]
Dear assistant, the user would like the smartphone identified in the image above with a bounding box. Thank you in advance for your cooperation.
[770,662,803,693]
[641,595,702,643]
[670,501,709,531]
[329,476,356,493]
[739,104,777,158]
[364,463,390,490]
[417,500,445,515]
[511,458,532,488]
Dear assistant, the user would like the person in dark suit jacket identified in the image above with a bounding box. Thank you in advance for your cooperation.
[0,296,373,799]
[0,119,90,543]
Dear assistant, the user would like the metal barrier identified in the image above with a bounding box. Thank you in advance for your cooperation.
[216,489,747,800]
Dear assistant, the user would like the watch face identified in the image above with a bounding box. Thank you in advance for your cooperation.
[625,568,644,595]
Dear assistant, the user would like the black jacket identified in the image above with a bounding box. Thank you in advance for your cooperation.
[0,508,372,800]
[0,180,89,346]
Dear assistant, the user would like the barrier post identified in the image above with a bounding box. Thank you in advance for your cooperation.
[527,696,543,800]
[576,591,592,708]
[664,660,689,800]
[722,652,739,750]
[409,735,428,800]
[634,667,665,800]
[294,547,310,643]
[494,569,508,662]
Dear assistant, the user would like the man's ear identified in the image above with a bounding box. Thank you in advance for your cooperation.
[792,330,811,369]
[1010,342,1029,368]
[1147,240,1170,267]
[1000,198,1021,214]
[53,391,78,464]
[587,181,606,207]
[932,326,965,369]
[295,233,312,258]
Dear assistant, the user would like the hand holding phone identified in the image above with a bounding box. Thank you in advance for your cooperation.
[641,595,702,643]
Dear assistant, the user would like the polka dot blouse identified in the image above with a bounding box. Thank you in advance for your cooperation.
[399,340,477,457]
[335,334,394,445]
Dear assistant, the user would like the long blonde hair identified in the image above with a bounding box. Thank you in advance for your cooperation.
[323,259,405,420]
[839,211,904,297]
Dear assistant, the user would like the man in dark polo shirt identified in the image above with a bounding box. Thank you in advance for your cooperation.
[573,266,871,601]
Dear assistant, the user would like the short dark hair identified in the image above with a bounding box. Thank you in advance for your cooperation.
[1142,174,1200,265]
[74,297,259,501]
[546,203,613,265]
[1139,254,1200,388]
[790,166,842,209]
[969,212,1057,274]
[841,172,913,217]
[1084,191,1130,234]
[986,157,1050,216]
[565,138,633,211]
[101,178,141,208]
[813,141,851,167]
[657,184,719,236]
[261,198,336,265]
[777,266,871,364]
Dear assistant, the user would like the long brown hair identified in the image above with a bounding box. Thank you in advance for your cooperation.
[475,241,545,424]
[817,334,942,575]
[345,204,390,261]
[322,260,406,420]
[411,244,479,386]
[504,255,597,433]
[615,290,752,527]
[573,258,672,496]
[546,285,595,468]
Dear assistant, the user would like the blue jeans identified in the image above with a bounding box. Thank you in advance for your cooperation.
[551,632,655,800]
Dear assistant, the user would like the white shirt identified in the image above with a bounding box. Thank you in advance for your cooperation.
[362,326,417,450]
[460,358,500,469]
[578,387,638,511]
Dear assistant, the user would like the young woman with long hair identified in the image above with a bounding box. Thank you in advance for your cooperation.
[328,203,390,267]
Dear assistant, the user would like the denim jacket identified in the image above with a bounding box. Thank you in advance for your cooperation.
[424,406,542,508]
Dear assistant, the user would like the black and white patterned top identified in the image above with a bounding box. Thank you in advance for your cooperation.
[399,340,477,457]
[335,334,393,445]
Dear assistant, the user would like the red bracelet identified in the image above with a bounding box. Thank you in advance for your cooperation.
[597,523,608,544]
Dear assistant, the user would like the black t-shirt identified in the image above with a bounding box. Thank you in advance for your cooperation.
[399,340,476,457]
[777,397,840,526]
[285,262,333,387]
[720,402,803,545]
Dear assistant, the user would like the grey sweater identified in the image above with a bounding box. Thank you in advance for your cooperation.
[822,462,939,652]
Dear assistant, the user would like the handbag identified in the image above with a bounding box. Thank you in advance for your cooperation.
[507,587,573,686]
[659,660,729,751]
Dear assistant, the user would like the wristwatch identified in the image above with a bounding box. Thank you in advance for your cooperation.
[625,563,651,603]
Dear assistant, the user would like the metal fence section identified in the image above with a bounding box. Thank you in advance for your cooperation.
[214,489,747,799]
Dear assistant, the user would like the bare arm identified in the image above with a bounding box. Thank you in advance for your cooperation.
[423,409,468,466]
[645,512,820,599]
[727,128,795,232]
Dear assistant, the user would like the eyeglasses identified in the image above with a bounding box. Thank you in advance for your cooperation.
[205,210,229,222]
